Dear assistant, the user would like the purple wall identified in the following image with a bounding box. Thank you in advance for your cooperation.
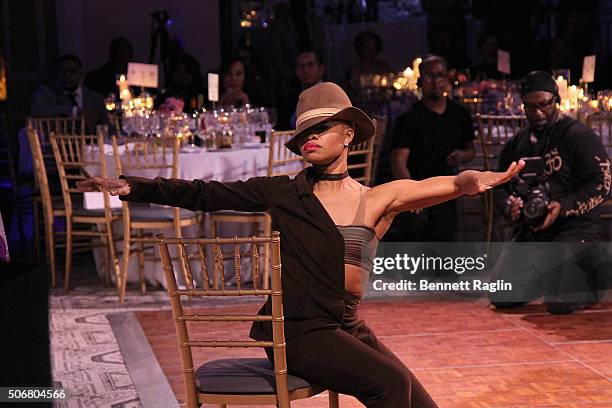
[55,0,220,81]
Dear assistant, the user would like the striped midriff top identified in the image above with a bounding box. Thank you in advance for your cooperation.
[336,187,380,272]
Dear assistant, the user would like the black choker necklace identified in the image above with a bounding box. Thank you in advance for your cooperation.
[315,171,349,181]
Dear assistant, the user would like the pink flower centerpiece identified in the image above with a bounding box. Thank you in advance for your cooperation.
[159,97,185,114]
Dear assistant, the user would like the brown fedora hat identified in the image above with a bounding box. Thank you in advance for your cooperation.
[285,82,375,155]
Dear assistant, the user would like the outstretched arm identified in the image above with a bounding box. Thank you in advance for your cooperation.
[372,161,524,215]
[77,175,274,213]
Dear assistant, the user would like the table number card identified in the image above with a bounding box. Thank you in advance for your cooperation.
[84,192,122,210]
[582,55,596,83]
[127,62,159,88]
[497,50,511,75]
[208,73,219,102]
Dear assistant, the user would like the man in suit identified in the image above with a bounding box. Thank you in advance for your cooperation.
[84,37,132,97]
[30,54,108,133]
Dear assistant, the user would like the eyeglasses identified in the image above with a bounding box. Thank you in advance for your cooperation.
[523,96,556,113]
[422,71,448,83]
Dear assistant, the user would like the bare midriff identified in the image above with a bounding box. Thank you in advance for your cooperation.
[345,263,370,298]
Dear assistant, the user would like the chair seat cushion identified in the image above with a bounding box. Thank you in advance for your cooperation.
[73,207,122,216]
[194,358,312,395]
[211,210,267,216]
[129,206,198,221]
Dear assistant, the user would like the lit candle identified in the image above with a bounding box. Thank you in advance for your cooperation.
[412,57,422,80]
[556,76,568,102]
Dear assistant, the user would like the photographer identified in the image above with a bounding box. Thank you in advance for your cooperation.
[491,71,611,314]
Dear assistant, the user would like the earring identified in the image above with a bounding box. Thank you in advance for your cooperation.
[343,143,349,148]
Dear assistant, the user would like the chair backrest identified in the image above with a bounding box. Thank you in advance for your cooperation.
[28,116,85,150]
[587,113,612,149]
[50,131,112,218]
[370,115,388,185]
[267,130,306,177]
[477,114,527,171]
[111,135,179,176]
[348,135,375,186]
[462,96,483,119]
[157,232,291,408]
[27,128,55,222]
[111,134,182,228]
[28,116,85,176]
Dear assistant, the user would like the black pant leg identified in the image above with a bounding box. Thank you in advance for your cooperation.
[278,327,437,408]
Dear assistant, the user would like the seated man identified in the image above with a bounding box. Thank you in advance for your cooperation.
[279,49,326,130]
[490,71,611,314]
[389,55,475,242]
[30,54,108,134]
[84,37,132,97]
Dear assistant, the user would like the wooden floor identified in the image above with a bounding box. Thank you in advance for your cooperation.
[136,300,612,408]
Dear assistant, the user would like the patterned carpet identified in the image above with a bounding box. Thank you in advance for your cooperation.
[50,276,168,408]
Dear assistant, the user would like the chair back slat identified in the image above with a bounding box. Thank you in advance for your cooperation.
[50,132,111,216]
[197,244,211,290]
[157,232,286,407]
[587,113,612,149]
[267,130,307,177]
[27,128,54,222]
[348,135,375,186]
[477,114,527,171]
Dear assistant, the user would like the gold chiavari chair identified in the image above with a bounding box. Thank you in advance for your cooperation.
[348,135,375,187]
[27,116,85,262]
[158,232,339,408]
[209,131,307,290]
[28,128,64,287]
[477,114,527,241]
[461,96,483,119]
[586,113,612,219]
[50,132,121,293]
[370,115,388,186]
[267,130,307,177]
[111,135,202,302]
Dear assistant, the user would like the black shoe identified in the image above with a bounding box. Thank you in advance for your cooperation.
[491,301,529,309]
[547,302,596,315]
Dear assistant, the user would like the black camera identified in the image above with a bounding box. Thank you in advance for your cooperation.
[510,157,551,226]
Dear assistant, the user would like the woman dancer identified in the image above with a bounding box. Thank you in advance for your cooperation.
[79,82,523,407]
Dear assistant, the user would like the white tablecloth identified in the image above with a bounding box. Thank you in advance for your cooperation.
[91,144,298,289]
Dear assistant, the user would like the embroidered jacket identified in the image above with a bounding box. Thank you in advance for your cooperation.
[494,115,611,229]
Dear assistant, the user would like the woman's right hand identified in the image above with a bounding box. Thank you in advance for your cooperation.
[77,177,131,196]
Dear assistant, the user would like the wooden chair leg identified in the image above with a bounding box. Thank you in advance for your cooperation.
[136,229,146,294]
[33,198,40,263]
[105,220,120,293]
[329,390,339,408]
[100,228,111,286]
[64,220,73,293]
[44,219,56,288]
[485,190,494,243]
[119,225,131,303]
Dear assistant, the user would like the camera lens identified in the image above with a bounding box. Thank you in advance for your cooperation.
[523,196,548,220]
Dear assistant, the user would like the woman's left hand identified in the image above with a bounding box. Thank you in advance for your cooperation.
[456,160,525,195]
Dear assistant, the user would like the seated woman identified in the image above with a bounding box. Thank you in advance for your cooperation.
[156,54,205,112]
[78,82,523,407]
[348,30,394,83]
[218,57,252,108]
